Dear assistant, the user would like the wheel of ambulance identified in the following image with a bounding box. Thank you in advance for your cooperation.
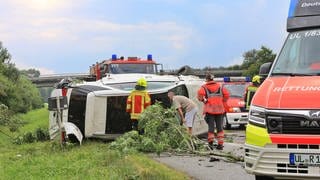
[255,175,274,180]
[239,124,246,130]
[223,115,231,130]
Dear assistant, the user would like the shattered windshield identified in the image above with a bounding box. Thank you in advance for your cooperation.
[106,81,177,91]
[109,64,156,74]
[272,29,320,76]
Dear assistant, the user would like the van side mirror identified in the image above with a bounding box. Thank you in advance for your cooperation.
[259,62,272,77]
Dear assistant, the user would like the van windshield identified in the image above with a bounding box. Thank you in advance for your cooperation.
[271,29,320,76]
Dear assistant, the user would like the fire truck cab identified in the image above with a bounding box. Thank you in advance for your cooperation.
[89,54,163,80]
[245,0,320,179]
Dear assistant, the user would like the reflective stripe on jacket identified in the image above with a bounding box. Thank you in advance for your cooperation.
[245,85,258,110]
[197,81,229,115]
[126,90,151,120]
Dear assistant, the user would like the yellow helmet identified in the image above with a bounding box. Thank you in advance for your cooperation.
[137,78,147,87]
[252,75,261,84]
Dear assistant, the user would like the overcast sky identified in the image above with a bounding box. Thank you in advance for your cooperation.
[0,0,290,74]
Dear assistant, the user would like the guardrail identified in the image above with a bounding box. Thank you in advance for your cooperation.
[29,70,244,88]
[29,73,91,87]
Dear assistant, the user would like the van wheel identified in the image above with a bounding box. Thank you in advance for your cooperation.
[255,175,274,180]
[223,115,231,130]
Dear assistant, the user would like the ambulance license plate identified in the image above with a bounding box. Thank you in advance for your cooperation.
[290,153,320,166]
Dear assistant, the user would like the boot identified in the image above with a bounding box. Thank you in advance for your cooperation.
[208,142,214,150]
[216,144,223,150]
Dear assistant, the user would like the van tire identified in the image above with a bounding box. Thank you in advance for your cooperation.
[255,175,274,180]
[223,115,231,130]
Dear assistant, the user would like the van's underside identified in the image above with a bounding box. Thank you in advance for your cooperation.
[67,85,172,140]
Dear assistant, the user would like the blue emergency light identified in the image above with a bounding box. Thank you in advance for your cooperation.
[288,0,298,18]
[223,76,251,82]
[147,54,153,61]
[223,77,231,82]
[112,54,117,61]
[287,0,320,32]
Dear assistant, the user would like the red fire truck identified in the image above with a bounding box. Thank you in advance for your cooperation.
[89,54,163,80]
[215,77,251,129]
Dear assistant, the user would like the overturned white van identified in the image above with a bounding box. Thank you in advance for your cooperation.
[48,73,208,143]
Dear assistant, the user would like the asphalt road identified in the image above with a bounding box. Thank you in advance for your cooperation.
[153,128,254,180]
[153,154,254,180]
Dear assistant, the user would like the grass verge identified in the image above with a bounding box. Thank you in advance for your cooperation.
[0,107,189,180]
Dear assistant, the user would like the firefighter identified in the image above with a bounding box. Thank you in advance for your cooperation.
[197,73,230,150]
[244,75,261,111]
[167,91,198,135]
[126,78,151,131]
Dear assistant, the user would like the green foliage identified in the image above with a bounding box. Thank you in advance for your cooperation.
[20,68,40,78]
[0,104,10,126]
[13,128,50,145]
[0,104,188,179]
[18,106,49,132]
[0,104,24,132]
[0,106,49,146]
[0,41,11,65]
[1,141,188,180]
[241,46,276,77]
[110,103,206,154]
[0,41,43,114]
[35,127,50,141]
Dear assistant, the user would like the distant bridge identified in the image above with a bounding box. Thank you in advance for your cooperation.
[29,70,244,88]
[29,73,91,88]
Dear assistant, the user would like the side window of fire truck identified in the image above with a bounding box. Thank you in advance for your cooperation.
[170,85,188,98]
[110,64,119,74]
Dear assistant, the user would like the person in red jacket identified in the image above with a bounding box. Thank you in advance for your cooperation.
[197,73,230,150]
[126,78,151,131]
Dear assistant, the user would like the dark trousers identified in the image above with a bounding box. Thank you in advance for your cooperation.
[205,114,224,133]
[205,113,224,145]
[131,120,138,131]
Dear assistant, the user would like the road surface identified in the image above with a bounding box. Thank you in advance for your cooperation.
[153,128,254,180]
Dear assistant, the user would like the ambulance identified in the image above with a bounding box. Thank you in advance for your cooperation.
[245,0,320,179]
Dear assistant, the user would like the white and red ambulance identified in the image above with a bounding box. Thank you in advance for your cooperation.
[245,0,320,179]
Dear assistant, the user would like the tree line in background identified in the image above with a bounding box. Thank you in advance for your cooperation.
[201,46,277,77]
[0,42,43,115]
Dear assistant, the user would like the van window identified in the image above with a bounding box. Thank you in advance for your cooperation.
[272,29,320,75]
[170,85,189,97]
